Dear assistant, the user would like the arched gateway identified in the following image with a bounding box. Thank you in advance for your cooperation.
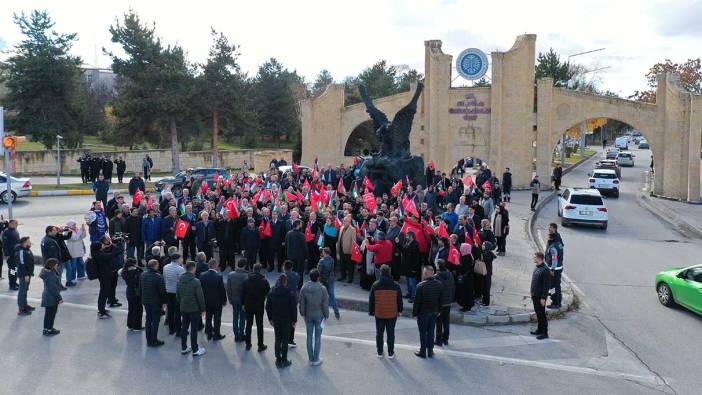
[300,35,702,202]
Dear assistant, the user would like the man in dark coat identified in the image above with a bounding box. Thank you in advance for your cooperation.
[285,220,308,289]
[269,210,286,272]
[502,168,512,202]
[241,263,271,352]
[102,157,114,182]
[530,252,551,340]
[412,266,444,358]
[2,219,20,290]
[128,173,146,196]
[240,217,260,269]
[140,259,166,347]
[78,154,89,183]
[94,236,123,319]
[93,174,110,209]
[115,157,127,184]
[266,274,297,368]
[125,207,144,262]
[200,259,227,341]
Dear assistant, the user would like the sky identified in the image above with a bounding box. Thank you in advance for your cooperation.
[0,0,700,97]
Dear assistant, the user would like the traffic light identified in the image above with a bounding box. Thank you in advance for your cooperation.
[1,136,25,150]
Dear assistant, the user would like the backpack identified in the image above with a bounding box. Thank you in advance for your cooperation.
[85,257,99,280]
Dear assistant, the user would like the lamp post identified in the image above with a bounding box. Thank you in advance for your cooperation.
[56,135,63,186]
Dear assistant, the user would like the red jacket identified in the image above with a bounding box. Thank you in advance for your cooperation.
[366,240,393,265]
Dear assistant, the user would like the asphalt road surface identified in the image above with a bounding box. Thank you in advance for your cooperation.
[535,147,702,395]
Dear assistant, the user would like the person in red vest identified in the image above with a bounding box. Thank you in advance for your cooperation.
[365,231,393,282]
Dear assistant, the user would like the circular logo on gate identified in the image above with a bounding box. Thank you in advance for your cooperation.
[456,48,488,80]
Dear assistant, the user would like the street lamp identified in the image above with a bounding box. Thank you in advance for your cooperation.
[56,135,63,186]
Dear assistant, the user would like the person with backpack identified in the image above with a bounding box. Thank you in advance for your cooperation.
[120,258,143,331]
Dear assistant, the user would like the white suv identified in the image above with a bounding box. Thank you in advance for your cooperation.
[589,169,620,197]
[616,151,635,167]
[558,188,609,230]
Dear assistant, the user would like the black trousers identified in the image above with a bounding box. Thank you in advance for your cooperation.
[339,253,353,281]
[182,237,196,262]
[144,304,161,344]
[530,193,539,210]
[554,178,562,190]
[245,310,265,347]
[244,250,258,269]
[219,246,235,270]
[435,306,451,344]
[550,271,562,306]
[293,259,304,288]
[274,322,291,362]
[166,293,181,334]
[127,293,143,329]
[97,276,110,314]
[271,247,284,271]
[109,271,118,304]
[7,259,18,288]
[181,312,200,352]
[117,171,124,184]
[532,296,548,335]
[375,317,397,354]
[496,236,507,253]
[205,305,223,337]
[44,305,58,330]
[259,239,272,269]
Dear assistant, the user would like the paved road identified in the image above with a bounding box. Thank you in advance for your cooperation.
[535,147,702,394]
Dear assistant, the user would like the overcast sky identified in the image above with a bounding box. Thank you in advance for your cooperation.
[0,0,700,97]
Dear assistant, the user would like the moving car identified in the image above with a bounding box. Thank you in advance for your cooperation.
[557,188,608,229]
[656,264,702,316]
[154,167,226,197]
[605,149,620,160]
[0,172,32,203]
[615,136,629,150]
[616,151,635,167]
[638,139,650,149]
[595,159,621,178]
[588,169,620,197]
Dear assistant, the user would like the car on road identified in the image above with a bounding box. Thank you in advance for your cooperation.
[0,173,32,204]
[557,187,608,229]
[656,264,702,316]
[615,136,629,150]
[616,151,635,167]
[595,159,621,178]
[605,149,619,160]
[154,167,226,197]
[588,169,620,197]
[638,139,650,149]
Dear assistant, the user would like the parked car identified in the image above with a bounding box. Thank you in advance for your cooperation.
[588,168,620,197]
[656,264,702,316]
[617,151,635,167]
[606,149,620,160]
[557,188,608,229]
[638,139,650,149]
[154,167,226,197]
[595,159,621,178]
[0,172,32,203]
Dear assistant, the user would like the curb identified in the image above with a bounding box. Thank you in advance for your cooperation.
[29,188,151,197]
[637,191,702,240]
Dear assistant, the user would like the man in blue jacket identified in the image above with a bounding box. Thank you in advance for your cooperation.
[141,208,162,252]
[93,174,110,209]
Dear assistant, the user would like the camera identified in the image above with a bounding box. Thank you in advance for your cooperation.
[112,232,130,244]
[208,238,218,248]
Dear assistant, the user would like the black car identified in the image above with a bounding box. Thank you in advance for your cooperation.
[154,167,226,197]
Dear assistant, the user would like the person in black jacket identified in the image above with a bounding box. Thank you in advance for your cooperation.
[501,168,512,202]
[530,252,551,340]
[161,207,179,249]
[402,232,421,302]
[128,172,146,196]
[215,214,236,271]
[180,205,198,262]
[15,237,35,315]
[121,258,143,330]
[268,211,286,272]
[115,157,126,184]
[140,259,166,347]
[285,220,308,289]
[2,219,20,290]
[125,208,144,263]
[242,263,271,352]
[434,259,455,347]
[266,274,297,368]
[412,266,444,358]
[195,211,215,261]
[40,226,72,289]
[94,235,123,319]
[200,259,227,341]
[240,217,260,270]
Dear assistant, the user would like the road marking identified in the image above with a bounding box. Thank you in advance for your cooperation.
[0,294,663,387]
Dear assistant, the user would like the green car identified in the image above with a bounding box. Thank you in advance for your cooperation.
[656,264,702,315]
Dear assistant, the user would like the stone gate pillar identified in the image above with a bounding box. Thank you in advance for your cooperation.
[689,95,702,202]
[536,78,554,186]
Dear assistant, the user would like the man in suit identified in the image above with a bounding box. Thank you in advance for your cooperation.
[322,164,337,185]
[200,259,227,341]
[115,157,127,184]
[269,210,286,272]
[284,220,308,289]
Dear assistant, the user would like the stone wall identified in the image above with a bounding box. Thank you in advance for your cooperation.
[8,148,293,176]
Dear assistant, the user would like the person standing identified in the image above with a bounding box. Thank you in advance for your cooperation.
[128,172,146,196]
[163,248,185,335]
[141,208,162,254]
[177,262,207,356]
[530,252,551,340]
[161,206,179,250]
[2,219,20,290]
[501,168,512,203]
[141,259,166,347]
[240,217,261,269]
[552,164,563,191]
[116,157,126,184]
[66,221,87,280]
[493,202,509,256]
[529,175,541,211]
[196,211,215,261]
[285,220,308,288]
[40,258,62,336]
[242,263,270,352]
[15,237,35,316]
[121,258,143,331]
[369,264,403,358]
[283,260,300,348]
[299,269,329,366]
[180,205,198,262]
[200,259,227,341]
[142,154,153,181]
[412,266,444,358]
[226,258,249,342]
[434,260,455,347]
[546,232,564,309]
[266,274,297,369]
[125,208,144,262]
[336,215,357,283]
[269,211,286,272]
[317,247,340,320]
[94,235,123,319]
[402,231,421,303]
[93,174,110,209]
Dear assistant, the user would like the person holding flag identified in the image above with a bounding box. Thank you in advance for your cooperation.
[180,205,198,262]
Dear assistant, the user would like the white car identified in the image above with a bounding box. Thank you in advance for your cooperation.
[617,151,635,167]
[589,169,620,197]
[0,172,32,203]
[558,188,608,230]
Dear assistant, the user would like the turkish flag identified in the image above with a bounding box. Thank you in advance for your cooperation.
[337,178,346,194]
[133,188,144,206]
[363,192,377,213]
[335,216,342,230]
[146,195,154,210]
[351,241,362,263]
[463,176,474,188]
[390,180,403,197]
[428,160,436,170]
[402,195,419,218]
[448,244,460,266]
[214,172,219,183]
[201,180,209,195]
[473,227,482,247]
[225,199,238,219]
[305,221,315,242]
[438,222,449,239]
[175,219,189,239]
[285,191,297,202]
[482,180,492,192]
[464,230,474,246]
[293,162,300,173]
[259,220,272,238]
[363,176,375,191]
[303,178,310,189]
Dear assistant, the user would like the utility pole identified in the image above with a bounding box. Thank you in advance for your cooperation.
[581,121,587,157]
[56,135,63,185]
[1,107,12,219]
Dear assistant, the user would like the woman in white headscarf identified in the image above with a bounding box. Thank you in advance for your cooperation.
[66,220,87,283]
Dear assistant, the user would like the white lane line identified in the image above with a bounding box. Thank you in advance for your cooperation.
[0,294,662,387]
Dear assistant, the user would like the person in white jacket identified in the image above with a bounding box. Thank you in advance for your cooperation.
[66,221,87,283]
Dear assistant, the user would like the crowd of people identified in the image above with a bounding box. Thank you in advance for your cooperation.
[78,153,154,184]
[0,158,565,364]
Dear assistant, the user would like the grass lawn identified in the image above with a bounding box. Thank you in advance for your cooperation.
[553,148,596,166]
[32,181,155,191]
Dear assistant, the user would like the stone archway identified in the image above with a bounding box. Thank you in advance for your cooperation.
[344,120,379,156]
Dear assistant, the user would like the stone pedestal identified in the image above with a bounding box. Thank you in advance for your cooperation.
[357,155,426,195]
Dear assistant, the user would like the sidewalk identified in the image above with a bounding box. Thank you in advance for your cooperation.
[638,192,702,239]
